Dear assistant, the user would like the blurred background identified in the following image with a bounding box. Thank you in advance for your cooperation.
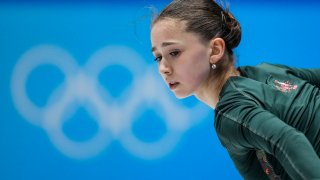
[0,0,319,179]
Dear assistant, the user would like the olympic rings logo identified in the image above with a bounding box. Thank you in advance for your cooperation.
[10,44,210,160]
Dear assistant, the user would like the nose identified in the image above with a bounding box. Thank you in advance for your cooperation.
[158,59,172,75]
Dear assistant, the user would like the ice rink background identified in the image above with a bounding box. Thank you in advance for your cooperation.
[0,0,320,179]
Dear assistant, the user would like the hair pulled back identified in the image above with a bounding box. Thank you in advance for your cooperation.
[152,0,241,55]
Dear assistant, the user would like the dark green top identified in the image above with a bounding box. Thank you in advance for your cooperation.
[215,63,320,180]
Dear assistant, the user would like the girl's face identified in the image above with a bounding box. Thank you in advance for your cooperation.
[151,19,212,99]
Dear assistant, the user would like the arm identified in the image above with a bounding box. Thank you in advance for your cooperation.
[216,104,320,180]
[226,147,270,180]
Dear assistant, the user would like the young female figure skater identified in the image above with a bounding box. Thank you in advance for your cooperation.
[150,0,320,179]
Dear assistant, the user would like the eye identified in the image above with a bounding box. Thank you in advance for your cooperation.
[154,56,162,62]
[169,50,180,57]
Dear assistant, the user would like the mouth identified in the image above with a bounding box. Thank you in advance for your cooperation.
[168,81,180,90]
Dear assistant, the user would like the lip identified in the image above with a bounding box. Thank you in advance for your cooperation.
[168,82,180,90]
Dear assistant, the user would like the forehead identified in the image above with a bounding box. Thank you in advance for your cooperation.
[151,19,188,43]
[151,19,205,48]
[152,19,185,35]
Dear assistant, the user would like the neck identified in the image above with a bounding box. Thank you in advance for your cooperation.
[194,67,240,109]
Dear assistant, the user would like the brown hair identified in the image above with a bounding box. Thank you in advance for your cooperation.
[151,0,242,92]
[152,0,241,54]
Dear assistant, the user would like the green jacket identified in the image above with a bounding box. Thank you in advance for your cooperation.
[215,63,320,180]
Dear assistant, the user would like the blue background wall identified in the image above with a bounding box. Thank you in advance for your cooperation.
[1,0,319,179]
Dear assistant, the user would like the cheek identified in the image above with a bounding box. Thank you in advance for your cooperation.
[187,50,210,79]
[188,46,209,63]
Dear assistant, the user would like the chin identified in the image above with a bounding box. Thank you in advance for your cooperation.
[174,92,193,99]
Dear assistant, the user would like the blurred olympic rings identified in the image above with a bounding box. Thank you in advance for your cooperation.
[10,45,210,160]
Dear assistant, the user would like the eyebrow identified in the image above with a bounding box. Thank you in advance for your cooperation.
[151,42,179,52]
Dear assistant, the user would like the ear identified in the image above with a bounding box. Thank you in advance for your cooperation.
[208,38,226,64]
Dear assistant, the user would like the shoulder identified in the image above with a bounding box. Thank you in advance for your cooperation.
[218,76,274,109]
[215,77,262,136]
[239,62,299,80]
[239,62,291,72]
[214,76,279,148]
